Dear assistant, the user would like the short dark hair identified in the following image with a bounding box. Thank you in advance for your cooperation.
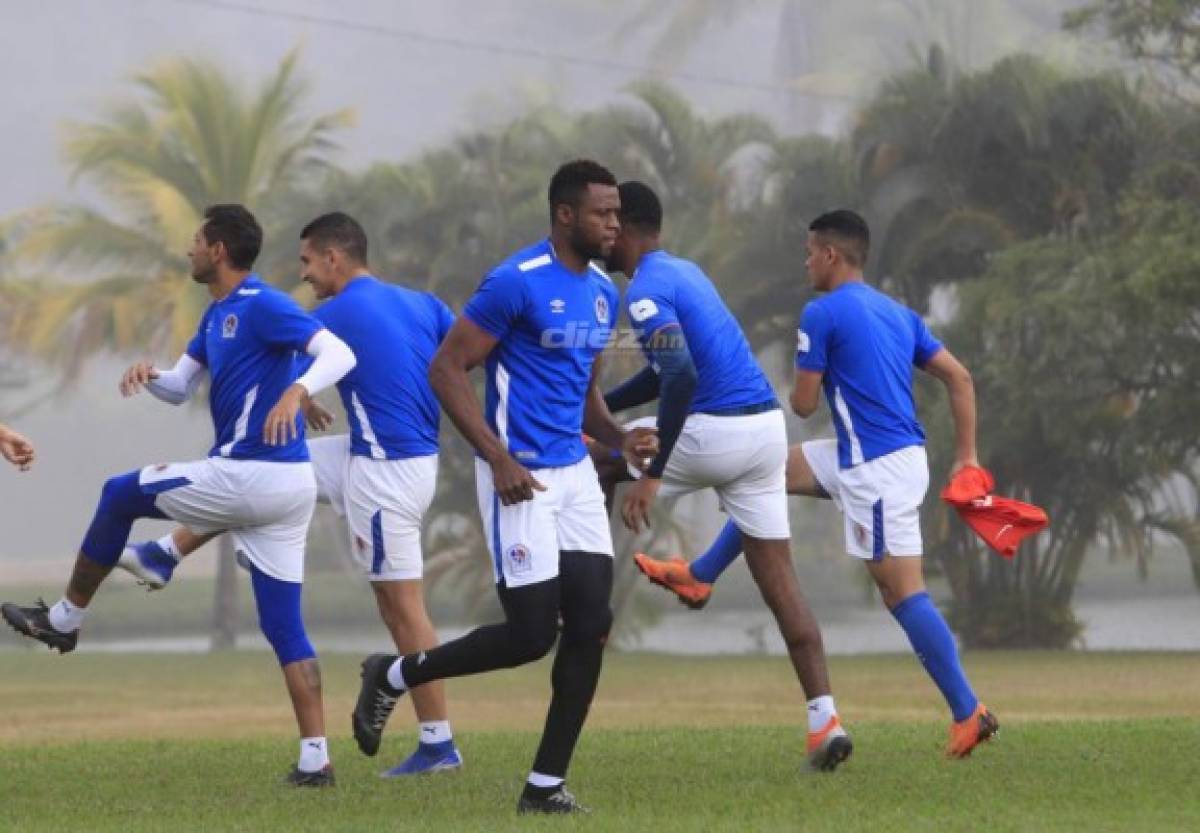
[548,159,617,215]
[300,212,369,265]
[809,209,870,267]
[202,204,262,270]
[618,181,662,234]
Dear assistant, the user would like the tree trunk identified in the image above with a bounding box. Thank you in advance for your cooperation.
[210,535,238,651]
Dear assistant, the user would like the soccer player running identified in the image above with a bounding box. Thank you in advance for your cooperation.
[351,160,653,815]
[116,212,464,776]
[0,423,35,470]
[600,181,851,771]
[1,205,356,785]
[637,209,999,758]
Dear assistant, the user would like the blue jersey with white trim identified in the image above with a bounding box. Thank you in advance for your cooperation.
[186,275,323,462]
[794,282,942,469]
[626,250,776,413]
[314,276,453,459]
[464,239,618,469]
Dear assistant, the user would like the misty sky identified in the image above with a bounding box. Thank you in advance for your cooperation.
[0,0,1100,567]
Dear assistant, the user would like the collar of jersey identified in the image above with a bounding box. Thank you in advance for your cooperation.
[215,273,262,304]
[543,238,593,278]
[630,248,667,282]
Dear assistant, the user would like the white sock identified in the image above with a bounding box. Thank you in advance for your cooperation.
[156,534,182,562]
[807,695,838,733]
[419,720,452,745]
[48,598,85,633]
[527,771,564,789]
[298,736,329,772]
[386,657,409,692]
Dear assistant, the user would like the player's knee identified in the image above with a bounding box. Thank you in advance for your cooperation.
[259,607,316,666]
[97,471,146,518]
[563,605,612,646]
[508,617,559,663]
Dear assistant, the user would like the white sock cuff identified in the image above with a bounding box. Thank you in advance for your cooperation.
[419,720,453,744]
[156,534,182,561]
[527,771,564,789]
[386,657,408,692]
[48,598,85,633]
[298,736,329,772]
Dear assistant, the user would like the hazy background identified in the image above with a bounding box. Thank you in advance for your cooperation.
[2,0,1197,654]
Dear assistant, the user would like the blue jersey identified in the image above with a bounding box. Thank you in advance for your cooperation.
[464,239,618,469]
[314,276,454,459]
[186,275,323,462]
[795,282,943,468]
[626,250,776,414]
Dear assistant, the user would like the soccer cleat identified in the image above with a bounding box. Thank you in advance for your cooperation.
[807,715,853,772]
[285,764,336,787]
[517,786,590,815]
[380,740,464,777]
[116,541,178,590]
[633,553,713,609]
[352,653,404,757]
[946,704,999,758]
[1,599,78,654]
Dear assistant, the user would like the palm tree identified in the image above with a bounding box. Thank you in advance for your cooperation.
[4,49,352,649]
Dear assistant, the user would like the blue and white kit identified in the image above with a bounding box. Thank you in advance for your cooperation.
[464,240,618,587]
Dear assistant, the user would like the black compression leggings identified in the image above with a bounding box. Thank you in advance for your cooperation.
[399,550,613,778]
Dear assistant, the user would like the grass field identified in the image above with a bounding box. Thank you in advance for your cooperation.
[1,650,1198,831]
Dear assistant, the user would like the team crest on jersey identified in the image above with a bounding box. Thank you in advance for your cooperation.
[506,543,532,574]
[550,299,566,314]
[222,313,239,339]
[594,294,609,324]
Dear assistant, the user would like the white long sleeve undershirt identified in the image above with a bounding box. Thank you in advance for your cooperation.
[295,329,356,397]
[145,354,206,405]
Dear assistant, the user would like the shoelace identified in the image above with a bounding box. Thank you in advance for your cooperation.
[371,691,398,730]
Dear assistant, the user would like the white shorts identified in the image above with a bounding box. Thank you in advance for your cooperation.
[801,439,929,560]
[475,456,613,588]
[625,409,790,540]
[141,457,317,582]
[309,435,437,582]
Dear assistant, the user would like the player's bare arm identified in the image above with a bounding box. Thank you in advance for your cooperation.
[789,369,823,418]
[429,316,545,506]
[921,347,978,475]
[0,422,35,471]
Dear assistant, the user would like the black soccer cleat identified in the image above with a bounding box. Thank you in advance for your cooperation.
[285,764,336,788]
[352,653,404,757]
[517,786,591,815]
[2,599,78,654]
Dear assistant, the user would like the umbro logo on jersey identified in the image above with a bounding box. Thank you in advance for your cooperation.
[222,314,239,339]
[550,299,566,314]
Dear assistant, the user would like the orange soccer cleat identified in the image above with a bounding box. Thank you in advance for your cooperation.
[946,703,999,758]
[806,715,853,772]
[633,553,713,609]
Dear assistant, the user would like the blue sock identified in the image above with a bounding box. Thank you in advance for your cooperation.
[891,591,978,722]
[689,520,743,584]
